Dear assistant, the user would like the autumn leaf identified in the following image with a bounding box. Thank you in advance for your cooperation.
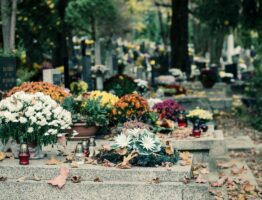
[71,161,79,168]
[182,176,191,184]
[48,167,69,189]
[180,152,192,166]
[116,150,138,169]
[217,162,231,169]
[71,176,81,183]
[211,176,228,187]
[231,165,246,175]
[0,152,5,161]
[45,155,60,165]
[33,173,41,181]
[195,174,207,184]
[0,176,7,182]
[103,159,116,167]
[209,190,223,198]
[150,177,160,184]
[165,141,174,155]
[94,177,102,182]
[17,176,27,182]
[242,181,255,193]
[116,148,128,155]
[200,168,210,174]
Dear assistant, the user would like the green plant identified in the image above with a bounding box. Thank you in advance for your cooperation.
[82,98,110,127]
[61,97,83,123]
[70,81,88,96]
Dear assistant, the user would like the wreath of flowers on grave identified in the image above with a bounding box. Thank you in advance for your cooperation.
[0,92,73,146]
[7,82,70,102]
[187,107,213,123]
[98,128,179,167]
[104,74,137,97]
[152,99,184,121]
[111,93,149,124]
[89,91,119,108]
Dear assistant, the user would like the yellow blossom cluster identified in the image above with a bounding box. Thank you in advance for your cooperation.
[187,107,213,121]
[89,91,119,107]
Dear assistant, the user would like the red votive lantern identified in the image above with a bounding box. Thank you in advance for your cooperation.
[177,111,187,128]
[82,139,90,157]
[192,120,201,138]
[19,143,30,165]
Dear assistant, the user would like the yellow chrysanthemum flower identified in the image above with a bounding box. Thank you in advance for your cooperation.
[89,91,119,107]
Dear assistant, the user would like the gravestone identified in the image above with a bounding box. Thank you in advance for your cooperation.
[95,40,101,65]
[82,55,93,90]
[0,57,16,91]
[43,68,62,86]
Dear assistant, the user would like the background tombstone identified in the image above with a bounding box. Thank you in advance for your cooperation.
[43,69,54,83]
[82,55,93,90]
[95,40,102,65]
[0,57,16,91]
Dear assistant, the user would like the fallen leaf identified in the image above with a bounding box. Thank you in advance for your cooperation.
[116,150,138,169]
[0,152,5,161]
[45,155,60,165]
[0,176,7,181]
[182,176,190,184]
[231,165,246,175]
[217,162,231,169]
[93,177,102,182]
[150,177,160,184]
[195,174,207,184]
[71,176,81,183]
[4,152,13,159]
[211,176,228,187]
[33,173,41,181]
[103,159,115,167]
[162,162,173,170]
[102,144,112,151]
[179,152,192,166]
[17,176,27,182]
[165,141,174,155]
[200,168,210,174]
[242,181,255,192]
[48,167,69,189]
[209,190,223,198]
[71,161,79,168]
[116,148,128,156]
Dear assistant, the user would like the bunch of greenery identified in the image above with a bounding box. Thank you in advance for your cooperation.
[61,97,83,123]
[81,98,111,127]
[70,81,88,96]
[104,74,137,97]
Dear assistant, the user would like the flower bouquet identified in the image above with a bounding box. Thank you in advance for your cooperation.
[89,91,119,108]
[187,107,213,124]
[7,82,70,102]
[97,128,179,167]
[111,93,149,124]
[70,81,88,96]
[155,75,176,86]
[152,99,184,121]
[0,92,72,158]
[134,79,148,96]
[91,64,108,75]
[104,74,137,97]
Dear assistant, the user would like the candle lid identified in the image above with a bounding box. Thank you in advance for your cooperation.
[19,143,29,153]
[82,139,90,149]
[89,138,96,146]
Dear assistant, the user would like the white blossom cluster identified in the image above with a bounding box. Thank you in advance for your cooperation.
[134,79,148,89]
[0,92,72,137]
[147,98,163,109]
[91,64,108,74]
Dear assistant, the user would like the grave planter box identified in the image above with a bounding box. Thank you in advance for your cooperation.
[0,56,16,91]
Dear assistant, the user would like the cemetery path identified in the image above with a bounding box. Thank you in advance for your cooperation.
[216,113,262,188]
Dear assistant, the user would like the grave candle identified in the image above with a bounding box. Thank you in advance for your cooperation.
[177,111,187,128]
[19,143,30,165]
[192,120,201,138]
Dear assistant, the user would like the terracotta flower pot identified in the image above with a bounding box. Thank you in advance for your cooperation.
[70,123,98,141]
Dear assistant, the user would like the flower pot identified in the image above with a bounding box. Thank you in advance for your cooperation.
[70,123,98,141]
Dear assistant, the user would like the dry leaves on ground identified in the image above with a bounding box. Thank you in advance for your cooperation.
[179,151,192,166]
[0,176,7,181]
[209,190,223,198]
[103,159,116,168]
[148,177,160,184]
[85,157,98,165]
[195,174,207,184]
[211,176,228,187]
[33,173,41,181]
[0,152,5,161]
[165,141,174,155]
[71,176,81,183]
[48,167,69,189]
[17,176,27,182]
[116,150,138,169]
[231,164,246,175]
[45,155,60,165]
[70,161,79,168]
[217,162,231,169]
[93,177,102,182]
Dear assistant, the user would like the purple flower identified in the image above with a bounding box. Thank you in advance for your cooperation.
[152,99,184,121]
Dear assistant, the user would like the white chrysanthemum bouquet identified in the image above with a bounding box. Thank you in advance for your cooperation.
[114,128,161,155]
[0,92,72,146]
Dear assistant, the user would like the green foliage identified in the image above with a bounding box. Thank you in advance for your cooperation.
[61,96,82,122]
[98,148,179,167]
[81,98,110,127]
[104,74,137,97]
[65,0,117,37]
[17,68,37,85]
[70,81,88,96]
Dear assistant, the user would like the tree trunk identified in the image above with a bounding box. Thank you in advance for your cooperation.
[10,0,17,50]
[1,0,11,54]
[208,31,225,66]
[170,0,190,75]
